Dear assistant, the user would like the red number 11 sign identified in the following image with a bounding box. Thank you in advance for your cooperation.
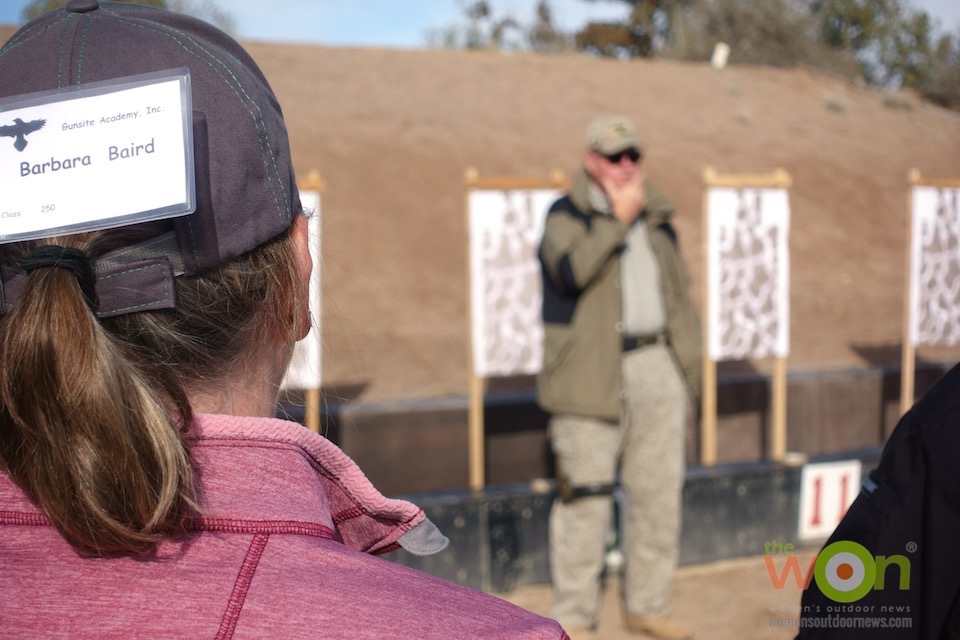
[798,460,863,542]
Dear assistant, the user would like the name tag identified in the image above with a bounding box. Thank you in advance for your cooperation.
[0,68,195,243]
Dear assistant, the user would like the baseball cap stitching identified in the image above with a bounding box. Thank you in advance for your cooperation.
[96,263,173,315]
[0,13,71,59]
[100,8,289,229]
[75,14,93,85]
[93,7,291,268]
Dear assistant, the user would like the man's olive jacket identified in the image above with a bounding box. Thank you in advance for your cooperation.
[537,168,702,420]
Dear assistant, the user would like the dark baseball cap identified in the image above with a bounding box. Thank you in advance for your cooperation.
[0,0,299,279]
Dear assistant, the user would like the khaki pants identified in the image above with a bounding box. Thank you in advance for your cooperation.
[548,343,687,629]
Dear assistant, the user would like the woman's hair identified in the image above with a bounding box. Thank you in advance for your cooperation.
[0,224,304,555]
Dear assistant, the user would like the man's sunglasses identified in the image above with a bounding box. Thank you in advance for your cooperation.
[603,149,641,164]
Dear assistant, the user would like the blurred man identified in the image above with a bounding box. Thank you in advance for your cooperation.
[537,114,702,639]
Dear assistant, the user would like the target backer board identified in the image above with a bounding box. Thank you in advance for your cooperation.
[701,168,792,466]
[464,170,565,491]
[706,187,791,361]
[900,172,960,415]
[907,185,960,348]
[467,187,562,378]
[281,187,322,390]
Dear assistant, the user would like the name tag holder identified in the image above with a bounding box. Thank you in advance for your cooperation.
[0,68,195,244]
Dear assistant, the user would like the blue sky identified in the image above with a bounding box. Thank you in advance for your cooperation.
[1,1,958,48]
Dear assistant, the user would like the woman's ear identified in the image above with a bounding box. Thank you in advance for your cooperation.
[291,214,313,342]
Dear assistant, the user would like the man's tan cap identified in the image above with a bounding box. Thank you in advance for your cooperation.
[585,114,642,155]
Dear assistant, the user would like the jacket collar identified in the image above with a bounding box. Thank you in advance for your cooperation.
[189,413,447,556]
[0,414,448,558]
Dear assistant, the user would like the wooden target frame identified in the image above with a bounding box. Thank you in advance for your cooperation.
[701,166,793,466]
[900,169,960,416]
[281,169,325,433]
[464,167,566,491]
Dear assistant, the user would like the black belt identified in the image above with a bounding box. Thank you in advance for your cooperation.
[622,332,666,352]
